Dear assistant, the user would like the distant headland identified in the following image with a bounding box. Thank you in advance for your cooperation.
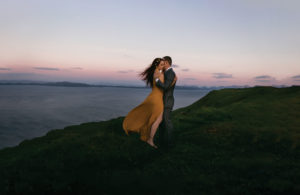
[0,80,293,90]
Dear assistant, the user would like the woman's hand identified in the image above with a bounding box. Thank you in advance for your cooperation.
[171,75,178,86]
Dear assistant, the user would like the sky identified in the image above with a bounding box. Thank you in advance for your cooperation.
[0,0,299,86]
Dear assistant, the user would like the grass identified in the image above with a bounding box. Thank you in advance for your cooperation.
[0,86,299,194]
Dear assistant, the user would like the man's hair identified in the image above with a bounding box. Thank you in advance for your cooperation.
[163,56,172,66]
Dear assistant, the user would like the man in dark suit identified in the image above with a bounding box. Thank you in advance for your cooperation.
[154,56,177,150]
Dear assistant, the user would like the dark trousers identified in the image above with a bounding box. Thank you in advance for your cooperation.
[158,107,174,148]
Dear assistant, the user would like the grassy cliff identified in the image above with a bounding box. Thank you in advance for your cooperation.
[0,86,299,194]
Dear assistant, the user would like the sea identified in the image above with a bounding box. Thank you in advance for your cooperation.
[0,85,211,149]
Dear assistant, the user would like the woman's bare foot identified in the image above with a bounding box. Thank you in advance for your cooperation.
[146,139,158,149]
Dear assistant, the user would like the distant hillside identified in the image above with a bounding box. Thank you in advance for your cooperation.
[0,79,261,89]
[0,86,299,194]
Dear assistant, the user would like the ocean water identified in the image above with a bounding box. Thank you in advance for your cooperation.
[0,85,211,149]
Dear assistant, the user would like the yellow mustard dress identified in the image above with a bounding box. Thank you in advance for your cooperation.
[122,71,164,142]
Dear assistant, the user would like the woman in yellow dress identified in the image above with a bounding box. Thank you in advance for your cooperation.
[122,58,177,148]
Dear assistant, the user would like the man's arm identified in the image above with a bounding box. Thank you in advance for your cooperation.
[155,71,175,91]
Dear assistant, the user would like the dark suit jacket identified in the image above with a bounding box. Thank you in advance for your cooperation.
[156,68,176,109]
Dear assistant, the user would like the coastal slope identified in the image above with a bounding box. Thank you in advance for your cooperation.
[0,86,299,194]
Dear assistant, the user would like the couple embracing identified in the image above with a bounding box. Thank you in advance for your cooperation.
[122,56,177,150]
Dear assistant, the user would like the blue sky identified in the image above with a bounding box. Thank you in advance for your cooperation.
[0,0,299,86]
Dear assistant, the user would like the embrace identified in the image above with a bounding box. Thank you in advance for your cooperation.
[122,56,177,149]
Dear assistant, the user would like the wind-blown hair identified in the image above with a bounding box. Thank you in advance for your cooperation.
[139,58,162,88]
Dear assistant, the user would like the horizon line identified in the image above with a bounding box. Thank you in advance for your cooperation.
[0,79,297,88]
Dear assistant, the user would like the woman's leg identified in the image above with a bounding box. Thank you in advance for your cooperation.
[147,112,163,148]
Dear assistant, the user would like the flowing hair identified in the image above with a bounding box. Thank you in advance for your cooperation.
[139,58,162,88]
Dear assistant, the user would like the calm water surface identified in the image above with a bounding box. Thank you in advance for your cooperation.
[0,85,211,149]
